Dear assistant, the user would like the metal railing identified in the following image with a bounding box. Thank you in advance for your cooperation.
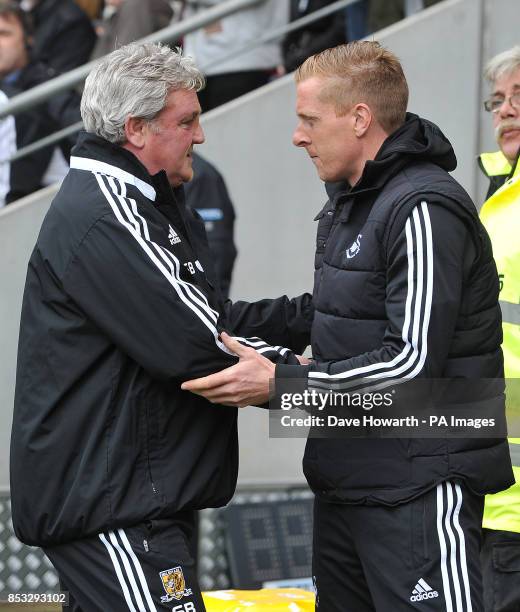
[202,0,354,73]
[2,0,355,164]
[0,0,265,119]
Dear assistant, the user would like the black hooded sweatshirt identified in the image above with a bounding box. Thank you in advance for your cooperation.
[276,113,514,505]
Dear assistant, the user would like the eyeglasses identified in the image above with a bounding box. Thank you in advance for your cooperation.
[484,93,520,113]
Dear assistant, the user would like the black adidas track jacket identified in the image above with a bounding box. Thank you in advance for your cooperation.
[10,132,313,546]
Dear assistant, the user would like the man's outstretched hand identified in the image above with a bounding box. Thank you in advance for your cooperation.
[181,332,275,407]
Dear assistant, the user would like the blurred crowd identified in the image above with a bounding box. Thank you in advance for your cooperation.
[0,0,444,200]
[0,0,441,293]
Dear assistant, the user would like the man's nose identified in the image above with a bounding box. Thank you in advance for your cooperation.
[193,123,205,145]
[498,97,518,118]
[292,124,309,147]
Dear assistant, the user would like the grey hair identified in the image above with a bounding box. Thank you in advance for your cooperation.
[484,45,520,84]
[81,43,205,143]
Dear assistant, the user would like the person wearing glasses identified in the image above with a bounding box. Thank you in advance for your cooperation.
[479,46,520,612]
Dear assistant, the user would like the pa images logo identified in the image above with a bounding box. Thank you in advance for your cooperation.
[160,566,193,603]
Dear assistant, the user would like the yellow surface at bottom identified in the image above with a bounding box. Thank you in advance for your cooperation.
[203,588,315,611]
[0,590,315,611]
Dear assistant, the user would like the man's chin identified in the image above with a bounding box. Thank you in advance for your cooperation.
[316,168,330,182]
[317,170,341,183]
[171,169,194,186]
[500,141,520,165]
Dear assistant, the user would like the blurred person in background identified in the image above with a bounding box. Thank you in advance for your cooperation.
[0,89,16,207]
[18,0,96,72]
[282,0,345,74]
[8,0,94,202]
[73,0,103,20]
[368,0,442,33]
[183,0,289,112]
[91,0,173,59]
[184,153,237,298]
[344,0,369,42]
[0,1,81,203]
[479,45,520,612]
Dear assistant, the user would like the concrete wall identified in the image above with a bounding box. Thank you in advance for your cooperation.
[1,0,518,489]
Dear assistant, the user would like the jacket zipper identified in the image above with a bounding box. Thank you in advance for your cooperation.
[145,404,159,495]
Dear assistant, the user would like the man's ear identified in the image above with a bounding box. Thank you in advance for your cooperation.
[353,103,372,137]
[124,116,147,148]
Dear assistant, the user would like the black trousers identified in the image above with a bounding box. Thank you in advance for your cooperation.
[481,528,520,611]
[313,481,485,611]
[44,514,205,612]
[198,70,272,112]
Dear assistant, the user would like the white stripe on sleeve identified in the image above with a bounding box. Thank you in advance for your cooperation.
[94,173,232,355]
[308,201,433,391]
[94,172,292,360]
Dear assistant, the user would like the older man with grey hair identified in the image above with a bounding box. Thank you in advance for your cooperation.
[479,45,520,612]
[10,42,312,610]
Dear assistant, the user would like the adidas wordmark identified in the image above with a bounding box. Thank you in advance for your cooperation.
[410,578,439,602]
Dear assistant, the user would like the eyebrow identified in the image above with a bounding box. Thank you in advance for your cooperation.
[492,83,520,96]
[297,112,319,121]
[181,111,200,122]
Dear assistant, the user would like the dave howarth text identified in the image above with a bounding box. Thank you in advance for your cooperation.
[280,389,394,411]
[281,415,419,428]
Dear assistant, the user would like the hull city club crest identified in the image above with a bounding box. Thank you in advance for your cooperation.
[159,566,193,603]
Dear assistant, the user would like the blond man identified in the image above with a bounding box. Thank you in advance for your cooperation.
[184,42,513,611]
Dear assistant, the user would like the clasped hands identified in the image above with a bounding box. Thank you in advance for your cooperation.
[181,332,308,408]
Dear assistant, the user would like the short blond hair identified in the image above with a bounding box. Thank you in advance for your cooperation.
[295,41,408,134]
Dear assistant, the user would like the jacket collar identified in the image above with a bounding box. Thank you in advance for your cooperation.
[478,150,513,179]
[350,113,457,197]
[70,156,157,201]
[479,150,520,202]
[70,131,158,201]
[321,113,458,216]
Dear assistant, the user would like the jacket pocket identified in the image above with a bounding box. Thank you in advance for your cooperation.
[491,541,520,610]
[143,518,195,564]
[143,401,162,497]
[493,542,520,572]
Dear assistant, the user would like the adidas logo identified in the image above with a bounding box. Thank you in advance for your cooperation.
[168,225,181,245]
[410,578,439,602]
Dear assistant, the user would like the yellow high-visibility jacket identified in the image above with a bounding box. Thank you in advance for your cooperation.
[479,150,520,533]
